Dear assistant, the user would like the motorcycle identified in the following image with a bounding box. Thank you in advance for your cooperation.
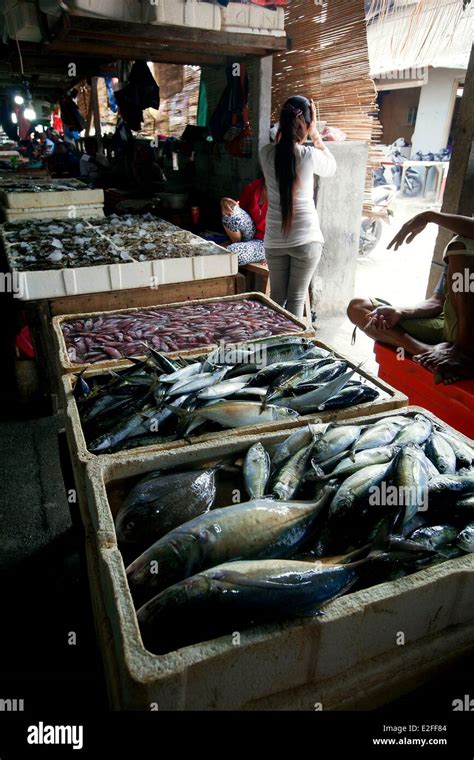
[359,181,396,255]
[390,148,423,197]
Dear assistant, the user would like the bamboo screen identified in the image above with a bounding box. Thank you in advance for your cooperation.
[272,0,382,208]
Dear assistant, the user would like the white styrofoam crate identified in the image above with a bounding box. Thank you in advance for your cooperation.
[2,204,104,222]
[2,1,42,43]
[39,0,144,22]
[10,248,237,300]
[221,3,285,35]
[145,0,221,30]
[83,408,474,709]
[0,186,104,209]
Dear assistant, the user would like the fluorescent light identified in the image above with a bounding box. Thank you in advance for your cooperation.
[24,108,36,120]
[11,113,17,124]
[457,87,464,97]
[14,95,24,105]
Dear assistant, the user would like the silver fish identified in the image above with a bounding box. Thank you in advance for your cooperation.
[183,400,299,430]
[115,468,217,545]
[457,523,474,552]
[312,425,362,463]
[127,492,331,602]
[425,432,457,474]
[437,430,474,468]
[272,442,314,500]
[393,444,430,527]
[197,380,248,400]
[158,363,202,384]
[270,424,329,470]
[315,445,400,481]
[280,366,360,412]
[393,414,432,447]
[410,524,458,550]
[329,460,394,517]
[137,558,358,652]
[243,442,271,499]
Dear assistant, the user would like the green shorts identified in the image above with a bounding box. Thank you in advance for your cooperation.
[370,298,446,345]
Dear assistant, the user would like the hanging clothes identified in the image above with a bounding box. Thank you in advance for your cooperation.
[114,61,160,131]
[105,77,118,114]
[60,90,86,133]
[209,63,249,144]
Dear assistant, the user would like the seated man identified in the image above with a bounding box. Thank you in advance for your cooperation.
[347,210,474,384]
[220,176,267,265]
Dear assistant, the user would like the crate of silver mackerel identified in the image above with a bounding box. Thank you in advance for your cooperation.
[61,332,407,480]
[84,407,474,709]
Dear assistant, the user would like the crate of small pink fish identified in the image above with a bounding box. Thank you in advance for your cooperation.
[53,292,311,373]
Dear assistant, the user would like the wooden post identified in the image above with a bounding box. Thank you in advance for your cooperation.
[91,76,103,152]
[85,89,93,138]
[426,44,474,294]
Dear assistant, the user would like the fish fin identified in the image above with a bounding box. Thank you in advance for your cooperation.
[369,511,400,552]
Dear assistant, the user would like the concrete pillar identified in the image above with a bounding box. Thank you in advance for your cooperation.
[411,67,465,156]
[313,141,369,318]
[254,55,273,156]
[426,46,474,295]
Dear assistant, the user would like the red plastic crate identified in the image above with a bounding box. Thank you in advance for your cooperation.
[374,342,474,439]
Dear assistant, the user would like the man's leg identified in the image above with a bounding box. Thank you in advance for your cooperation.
[265,248,290,309]
[415,252,474,383]
[347,298,436,355]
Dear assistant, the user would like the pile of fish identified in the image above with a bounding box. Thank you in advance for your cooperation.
[74,337,380,453]
[0,178,87,193]
[2,213,229,272]
[63,300,301,363]
[114,413,474,653]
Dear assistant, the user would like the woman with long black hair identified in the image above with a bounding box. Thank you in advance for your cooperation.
[259,96,336,317]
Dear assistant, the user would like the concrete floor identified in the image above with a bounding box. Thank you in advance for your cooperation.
[0,415,107,711]
[317,195,440,375]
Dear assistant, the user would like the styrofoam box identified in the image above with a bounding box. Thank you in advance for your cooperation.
[0,185,104,209]
[2,204,104,222]
[221,3,285,35]
[3,1,42,43]
[84,407,474,709]
[145,0,222,30]
[11,245,237,300]
[39,0,145,22]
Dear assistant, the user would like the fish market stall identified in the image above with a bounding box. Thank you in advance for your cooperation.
[2,214,237,301]
[6,216,244,403]
[82,407,474,709]
[0,177,104,221]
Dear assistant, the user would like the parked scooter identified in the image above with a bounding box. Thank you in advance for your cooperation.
[390,148,423,197]
[359,181,396,255]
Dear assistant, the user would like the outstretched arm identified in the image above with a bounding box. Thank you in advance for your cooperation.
[388,211,474,251]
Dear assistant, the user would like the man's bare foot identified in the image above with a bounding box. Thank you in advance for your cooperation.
[414,344,474,384]
[413,342,451,368]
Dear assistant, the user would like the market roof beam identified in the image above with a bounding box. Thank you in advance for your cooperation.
[49,13,288,58]
[48,40,227,66]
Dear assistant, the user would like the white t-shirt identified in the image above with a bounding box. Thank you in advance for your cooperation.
[259,142,336,248]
